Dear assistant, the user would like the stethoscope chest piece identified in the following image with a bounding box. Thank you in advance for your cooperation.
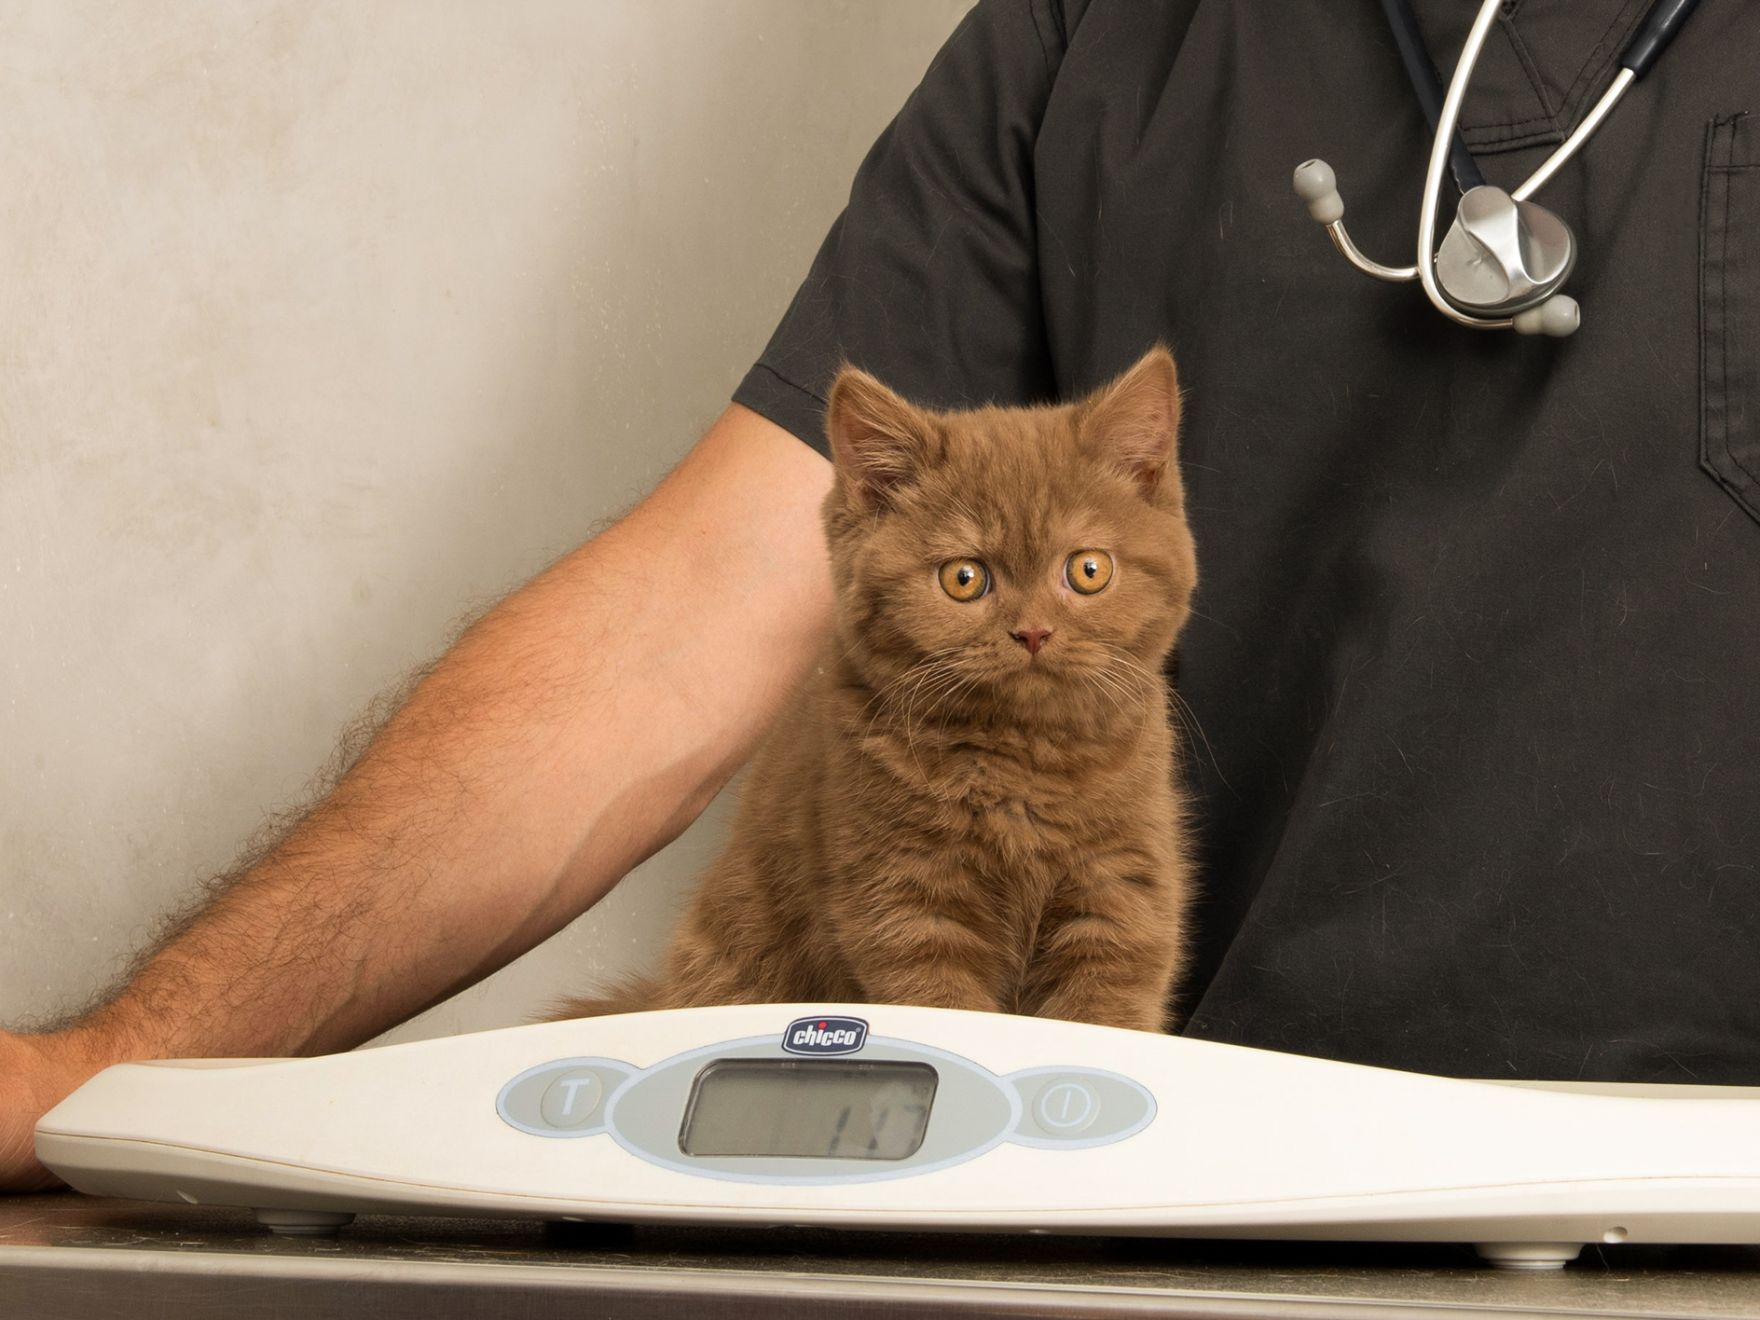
[1435,185,1575,317]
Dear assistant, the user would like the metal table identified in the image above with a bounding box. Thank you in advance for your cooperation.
[5,1193,1760,1318]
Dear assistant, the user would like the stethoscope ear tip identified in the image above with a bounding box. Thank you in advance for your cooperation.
[1511,294,1581,338]
[1292,159,1344,223]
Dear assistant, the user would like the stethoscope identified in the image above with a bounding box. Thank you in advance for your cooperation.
[1292,0,1703,337]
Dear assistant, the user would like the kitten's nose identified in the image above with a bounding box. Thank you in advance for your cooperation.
[1011,627,1051,656]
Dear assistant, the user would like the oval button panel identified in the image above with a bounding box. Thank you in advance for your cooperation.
[495,1047,1155,1171]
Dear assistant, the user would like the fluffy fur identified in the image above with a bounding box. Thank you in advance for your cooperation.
[552,347,1199,1031]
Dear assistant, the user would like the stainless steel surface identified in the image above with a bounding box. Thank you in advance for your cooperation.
[1415,0,1512,328]
[6,1194,1760,1319]
[1324,220,1419,283]
[1433,186,1575,314]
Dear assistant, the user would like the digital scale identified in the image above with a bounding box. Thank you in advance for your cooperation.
[34,1003,1760,1271]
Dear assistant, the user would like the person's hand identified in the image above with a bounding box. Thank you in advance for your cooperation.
[0,1029,98,1193]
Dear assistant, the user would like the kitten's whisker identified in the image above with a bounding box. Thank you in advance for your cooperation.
[901,658,961,728]
[1088,663,1140,723]
[849,648,964,798]
[1105,651,1182,723]
[1092,652,1150,706]
[859,647,963,718]
[900,662,972,775]
[1079,670,1125,722]
[855,647,964,743]
[897,662,954,770]
[919,668,980,732]
[1164,678,1234,795]
[1093,650,1228,788]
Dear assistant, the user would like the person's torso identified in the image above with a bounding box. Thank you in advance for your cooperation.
[1033,0,1760,1081]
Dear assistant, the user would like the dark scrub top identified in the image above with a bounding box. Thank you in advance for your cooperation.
[733,0,1760,1084]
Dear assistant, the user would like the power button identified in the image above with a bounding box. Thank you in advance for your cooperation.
[1008,1066,1155,1148]
[1032,1079,1100,1135]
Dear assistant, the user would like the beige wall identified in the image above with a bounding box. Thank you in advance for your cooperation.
[0,1,969,1044]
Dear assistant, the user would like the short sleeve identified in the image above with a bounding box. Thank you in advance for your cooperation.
[733,0,1071,456]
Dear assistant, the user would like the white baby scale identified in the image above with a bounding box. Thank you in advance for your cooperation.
[34,1003,1760,1270]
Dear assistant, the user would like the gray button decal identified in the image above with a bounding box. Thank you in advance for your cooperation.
[540,1071,604,1128]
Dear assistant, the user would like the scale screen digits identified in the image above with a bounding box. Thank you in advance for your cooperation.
[678,1059,938,1160]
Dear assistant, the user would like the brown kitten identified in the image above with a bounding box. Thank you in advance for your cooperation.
[553,347,1198,1032]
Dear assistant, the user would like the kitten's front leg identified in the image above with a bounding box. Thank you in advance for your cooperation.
[1020,866,1186,1033]
[832,863,1013,1014]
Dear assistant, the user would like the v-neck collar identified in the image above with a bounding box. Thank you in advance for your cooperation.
[1410,0,1651,153]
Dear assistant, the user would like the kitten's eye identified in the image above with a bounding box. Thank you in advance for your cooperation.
[1065,550,1114,595]
[938,558,990,602]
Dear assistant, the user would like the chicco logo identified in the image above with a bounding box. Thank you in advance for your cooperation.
[781,1015,869,1056]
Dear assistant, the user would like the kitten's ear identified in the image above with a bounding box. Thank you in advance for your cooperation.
[1079,346,1183,502]
[827,367,937,512]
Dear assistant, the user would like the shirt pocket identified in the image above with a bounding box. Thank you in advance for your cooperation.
[1701,113,1760,526]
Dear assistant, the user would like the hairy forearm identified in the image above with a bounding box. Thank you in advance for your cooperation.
[66,406,833,1063]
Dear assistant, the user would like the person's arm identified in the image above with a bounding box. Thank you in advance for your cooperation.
[0,403,833,1191]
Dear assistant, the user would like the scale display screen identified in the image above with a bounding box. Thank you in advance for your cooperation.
[678,1059,937,1160]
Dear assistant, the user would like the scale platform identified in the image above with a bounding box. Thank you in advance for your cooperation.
[34,1003,1760,1271]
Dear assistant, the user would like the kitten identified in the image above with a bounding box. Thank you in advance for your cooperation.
[553,347,1198,1032]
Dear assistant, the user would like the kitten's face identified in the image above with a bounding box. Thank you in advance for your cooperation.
[823,349,1197,727]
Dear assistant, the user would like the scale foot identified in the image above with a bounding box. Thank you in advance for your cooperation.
[1474,1242,1583,1271]
[255,1208,356,1237]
